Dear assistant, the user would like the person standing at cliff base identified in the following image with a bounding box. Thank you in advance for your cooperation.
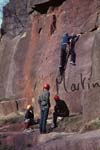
[38,83,51,134]
[52,95,69,128]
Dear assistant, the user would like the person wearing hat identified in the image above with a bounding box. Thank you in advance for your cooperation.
[38,83,51,134]
[24,105,35,132]
[52,95,69,128]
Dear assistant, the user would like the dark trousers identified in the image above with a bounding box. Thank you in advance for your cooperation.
[53,111,69,127]
[25,119,35,129]
[39,108,49,133]
[59,47,67,75]
[70,48,76,63]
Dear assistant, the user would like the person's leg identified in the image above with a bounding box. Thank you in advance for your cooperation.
[70,48,76,65]
[59,47,67,75]
[39,109,44,133]
[42,108,49,133]
[25,121,30,129]
[30,119,35,126]
[58,111,69,119]
[52,112,58,128]
[24,119,30,131]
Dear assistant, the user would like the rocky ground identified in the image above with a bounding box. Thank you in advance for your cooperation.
[0,113,100,150]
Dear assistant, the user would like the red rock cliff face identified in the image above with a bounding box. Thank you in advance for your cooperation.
[0,0,100,121]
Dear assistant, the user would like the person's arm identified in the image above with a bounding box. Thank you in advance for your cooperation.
[62,101,69,115]
[75,34,81,42]
[54,105,58,112]
[48,92,51,108]
[38,95,41,107]
[25,111,29,119]
[68,37,72,50]
[48,98,51,108]
[30,110,34,119]
[54,104,60,113]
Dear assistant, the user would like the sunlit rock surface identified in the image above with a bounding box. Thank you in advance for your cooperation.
[0,0,100,122]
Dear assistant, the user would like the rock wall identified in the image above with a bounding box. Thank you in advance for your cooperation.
[1,130,100,150]
[0,0,100,121]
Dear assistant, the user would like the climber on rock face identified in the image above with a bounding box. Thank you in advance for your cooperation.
[51,95,69,128]
[38,83,51,134]
[69,33,81,65]
[59,33,81,74]
[59,33,70,75]
[56,33,81,94]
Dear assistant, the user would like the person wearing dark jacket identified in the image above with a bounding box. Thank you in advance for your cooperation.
[38,83,51,134]
[59,33,70,75]
[69,33,81,65]
[24,105,35,131]
[52,95,69,128]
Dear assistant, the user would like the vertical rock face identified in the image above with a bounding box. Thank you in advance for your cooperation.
[0,0,100,120]
[1,0,31,36]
